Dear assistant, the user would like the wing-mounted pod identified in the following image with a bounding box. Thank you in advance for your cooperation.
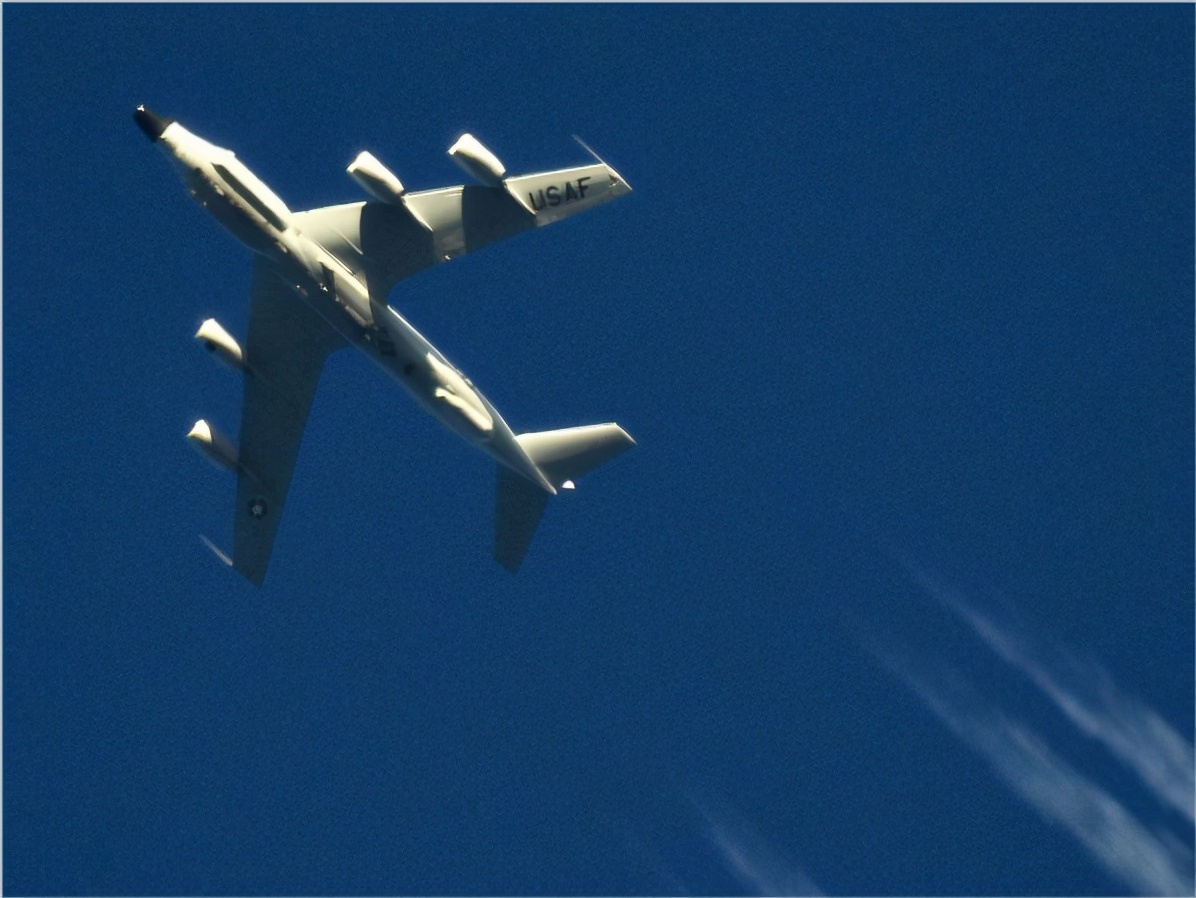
[348,151,406,203]
[448,133,507,187]
[187,419,238,472]
[195,318,244,370]
[346,151,433,232]
[448,133,541,216]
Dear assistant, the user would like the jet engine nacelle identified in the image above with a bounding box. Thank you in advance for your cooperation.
[347,151,406,204]
[195,318,244,370]
[187,419,238,472]
[448,133,507,188]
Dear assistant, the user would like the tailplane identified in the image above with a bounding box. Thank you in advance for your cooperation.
[516,423,635,490]
[494,423,635,571]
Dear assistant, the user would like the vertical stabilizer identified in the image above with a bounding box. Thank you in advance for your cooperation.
[495,467,552,572]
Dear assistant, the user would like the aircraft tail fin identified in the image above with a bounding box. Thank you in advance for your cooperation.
[494,466,552,572]
[493,423,635,571]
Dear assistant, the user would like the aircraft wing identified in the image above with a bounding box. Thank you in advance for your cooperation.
[232,260,346,584]
[292,153,631,303]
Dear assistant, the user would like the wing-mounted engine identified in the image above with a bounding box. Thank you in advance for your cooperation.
[448,133,539,216]
[345,151,433,233]
[448,133,507,187]
[189,322,246,473]
[187,419,238,471]
[195,318,244,370]
[348,150,406,203]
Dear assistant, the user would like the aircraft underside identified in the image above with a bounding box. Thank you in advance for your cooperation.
[136,105,634,583]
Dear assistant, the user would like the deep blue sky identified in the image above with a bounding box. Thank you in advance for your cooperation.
[3,4,1192,895]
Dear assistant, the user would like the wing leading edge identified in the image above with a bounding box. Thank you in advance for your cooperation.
[232,260,346,584]
[292,157,630,305]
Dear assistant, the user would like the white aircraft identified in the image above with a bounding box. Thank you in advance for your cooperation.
[134,105,635,584]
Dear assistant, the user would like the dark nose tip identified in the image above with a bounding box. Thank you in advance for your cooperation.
[133,104,173,141]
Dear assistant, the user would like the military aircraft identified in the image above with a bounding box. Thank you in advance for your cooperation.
[134,105,635,584]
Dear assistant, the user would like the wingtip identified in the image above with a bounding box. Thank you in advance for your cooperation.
[573,134,631,193]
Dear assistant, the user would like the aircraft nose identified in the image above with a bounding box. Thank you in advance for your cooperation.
[133,104,173,141]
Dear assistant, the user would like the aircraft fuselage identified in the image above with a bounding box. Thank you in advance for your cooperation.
[149,113,555,493]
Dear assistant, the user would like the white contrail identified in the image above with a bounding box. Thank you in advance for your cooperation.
[199,533,233,567]
[883,655,1193,897]
[908,564,1195,826]
[690,796,823,896]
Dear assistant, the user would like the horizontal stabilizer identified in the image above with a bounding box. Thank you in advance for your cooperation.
[493,423,635,571]
[516,423,635,489]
